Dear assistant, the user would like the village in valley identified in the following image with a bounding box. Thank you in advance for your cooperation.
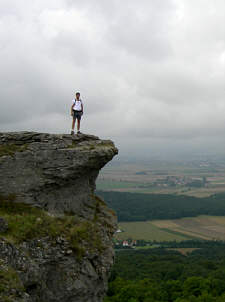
[97,158,225,197]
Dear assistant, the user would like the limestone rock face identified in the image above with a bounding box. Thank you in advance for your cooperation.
[0,132,118,214]
[0,132,118,302]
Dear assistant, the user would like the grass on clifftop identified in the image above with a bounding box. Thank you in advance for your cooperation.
[0,144,28,157]
[0,195,104,258]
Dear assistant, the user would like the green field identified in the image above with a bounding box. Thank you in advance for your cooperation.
[96,180,141,190]
[97,179,184,194]
[116,221,193,241]
[97,178,225,197]
[116,215,225,241]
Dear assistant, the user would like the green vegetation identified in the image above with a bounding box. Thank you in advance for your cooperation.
[0,144,28,157]
[0,195,104,258]
[66,141,77,148]
[116,215,225,242]
[97,191,225,222]
[89,142,115,150]
[105,246,225,302]
[97,180,143,191]
[0,262,24,302]
[116,221,191,241]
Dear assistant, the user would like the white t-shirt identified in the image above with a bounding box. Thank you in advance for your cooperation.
[72,99,83,111]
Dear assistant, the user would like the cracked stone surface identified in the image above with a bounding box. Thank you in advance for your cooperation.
[0,132,118,302]
[0,132,118,215]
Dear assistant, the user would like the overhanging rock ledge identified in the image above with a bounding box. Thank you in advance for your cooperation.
[0,131,118,215]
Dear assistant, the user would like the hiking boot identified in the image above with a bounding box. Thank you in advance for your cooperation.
[77,131,81,135]
[71,130,74,135]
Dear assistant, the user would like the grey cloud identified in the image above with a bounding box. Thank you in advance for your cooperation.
[0,0,225,158]
[50,31,92,67]
[107,1,175,60]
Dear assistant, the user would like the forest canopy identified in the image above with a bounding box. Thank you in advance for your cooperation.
[97,191,225,222]
[105,246,225,302]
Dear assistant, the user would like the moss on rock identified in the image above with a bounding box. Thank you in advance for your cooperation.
[0,262,25,302]
[0,144,28,157]
[0,195,106,259]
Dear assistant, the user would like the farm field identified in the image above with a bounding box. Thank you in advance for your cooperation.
[97,179,225,197]
[116,215,225,241]
[97,159,225,197]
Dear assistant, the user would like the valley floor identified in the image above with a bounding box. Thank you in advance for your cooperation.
[116,215,225,241]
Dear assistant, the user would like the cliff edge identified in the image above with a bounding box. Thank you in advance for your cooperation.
[0,132,118,302]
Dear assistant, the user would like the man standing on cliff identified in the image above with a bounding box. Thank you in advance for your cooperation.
[71,92,84,135]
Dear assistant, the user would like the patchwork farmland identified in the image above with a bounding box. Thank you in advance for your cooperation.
[116,215,225,241]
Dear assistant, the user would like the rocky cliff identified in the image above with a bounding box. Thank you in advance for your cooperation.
[0,132,118,302]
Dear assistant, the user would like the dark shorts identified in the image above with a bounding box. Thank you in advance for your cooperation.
[73,110,82,120]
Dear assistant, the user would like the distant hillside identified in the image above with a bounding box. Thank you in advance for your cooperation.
[97,191,225,222]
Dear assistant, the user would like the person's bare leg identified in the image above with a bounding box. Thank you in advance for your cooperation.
[77,120,80,132]
[72,119,75,130]
[71,118,76,134]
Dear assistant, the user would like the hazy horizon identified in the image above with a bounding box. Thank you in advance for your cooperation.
[1,0,225,159]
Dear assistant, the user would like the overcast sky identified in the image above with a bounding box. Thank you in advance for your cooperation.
[0,0,225,159]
